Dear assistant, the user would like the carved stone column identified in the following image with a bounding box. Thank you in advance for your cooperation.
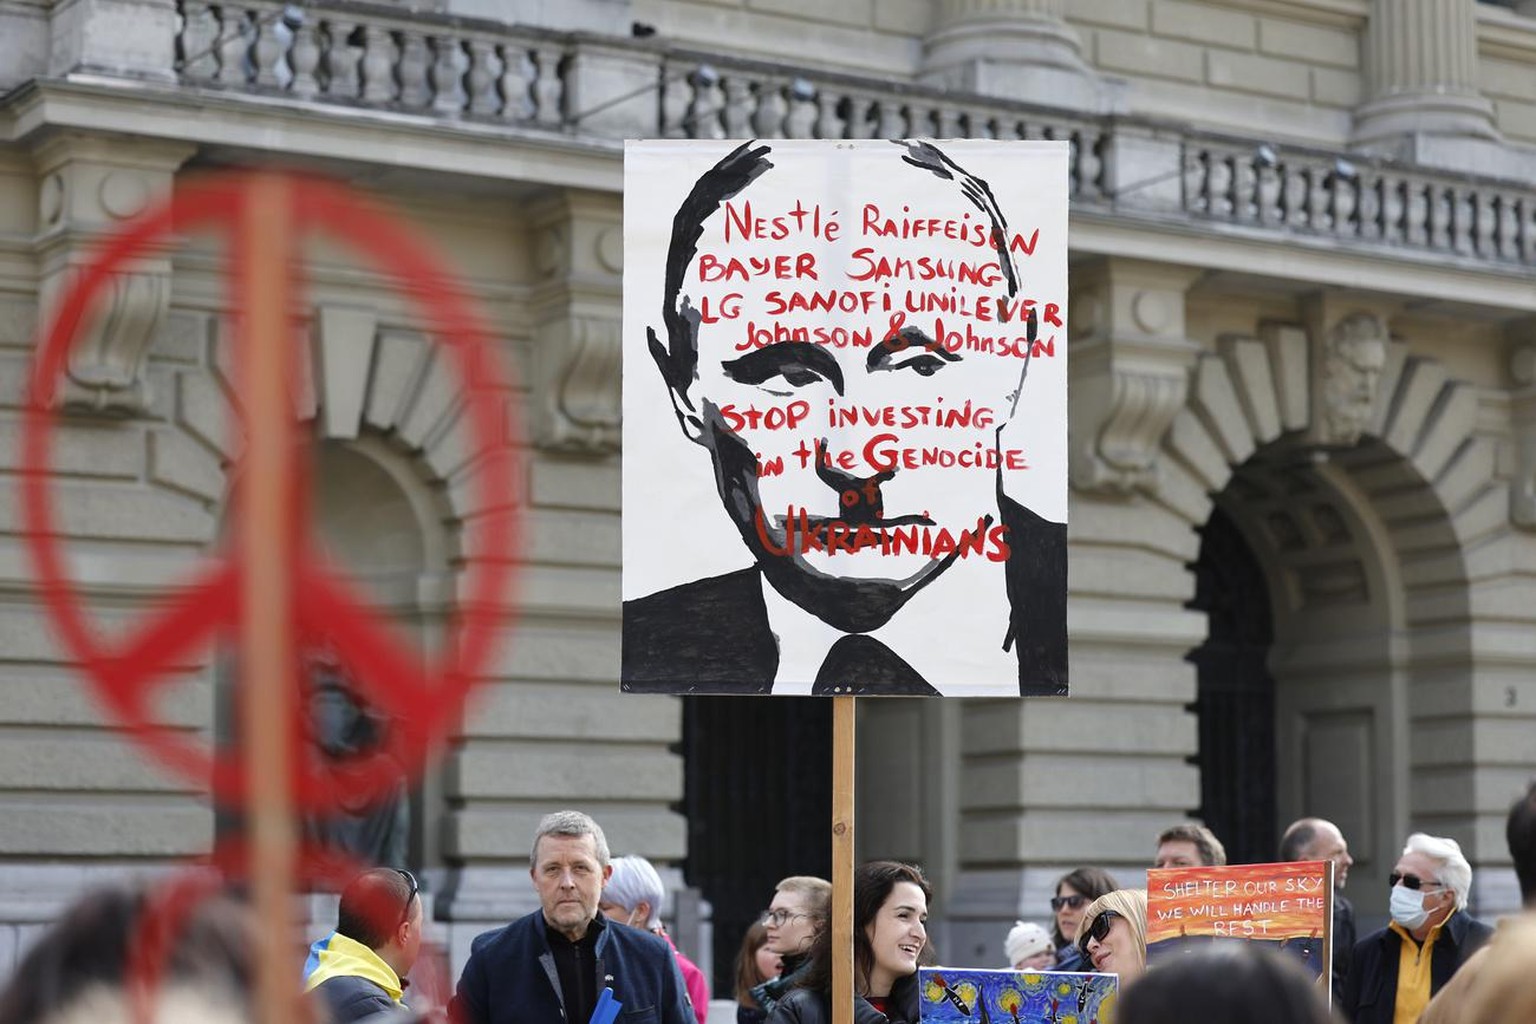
[528,191,622,455]
[1069,259,1203,495]
[31,134,195,416]
[921,0,1102,111]
[1352,0,1498,161]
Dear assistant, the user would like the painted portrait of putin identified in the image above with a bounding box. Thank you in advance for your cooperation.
[622,139,1067,696]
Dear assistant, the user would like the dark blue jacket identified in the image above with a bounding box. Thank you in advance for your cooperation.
[451,911,692,1024]
[1341,909,1493,1024]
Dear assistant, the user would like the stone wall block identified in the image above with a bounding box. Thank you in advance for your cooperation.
[1413,382,1476,485]
[313,306,377,441]
[1217,334,1281,444]
[1382,357,1448,457]
[363,330,430,432]
[175,370,239,461]
[148,427,225,503]
[1166,395,1228,492]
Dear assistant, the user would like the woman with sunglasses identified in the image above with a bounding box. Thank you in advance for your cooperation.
[1047,867,1119,971]
[1076,889,1148,989]
[767,861,932,1024]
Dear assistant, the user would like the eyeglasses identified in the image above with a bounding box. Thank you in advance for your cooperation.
[397,869,419,926]
[1078,909,1122,956]
[1050,894,1088,912]
[1388,872,1443,892]
[762,909,811,927]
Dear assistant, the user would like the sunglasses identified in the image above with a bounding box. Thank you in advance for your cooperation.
[1388,872,1443,892]
[1050,894,1088,912]
[397,869,419,926]
[1078,909,1122,955]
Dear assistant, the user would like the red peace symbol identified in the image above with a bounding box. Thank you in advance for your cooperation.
[21,172,521,814]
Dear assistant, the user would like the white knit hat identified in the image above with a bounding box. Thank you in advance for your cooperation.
[1004,920,1053,967]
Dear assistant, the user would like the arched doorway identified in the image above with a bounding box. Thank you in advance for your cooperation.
[1186,504,1276,864]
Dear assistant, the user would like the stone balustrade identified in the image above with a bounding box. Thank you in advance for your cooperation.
[171,4,1535,270]
[176,0,568,126]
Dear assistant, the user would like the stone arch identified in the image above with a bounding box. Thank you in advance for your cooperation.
[1148,321,1498,911]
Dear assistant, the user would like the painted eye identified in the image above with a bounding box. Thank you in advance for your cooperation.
[890,354,947,377]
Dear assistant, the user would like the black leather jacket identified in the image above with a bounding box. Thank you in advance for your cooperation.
[764,972,919,1024]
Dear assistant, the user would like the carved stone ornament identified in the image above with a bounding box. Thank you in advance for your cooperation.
[1069,266,1203,496]
[534,314,620,454]
[54,270,170,414]
[1317,311,1389,447]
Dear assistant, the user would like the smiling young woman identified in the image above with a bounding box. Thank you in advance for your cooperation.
[1077,889,1149,989]
[765,861,934,1024]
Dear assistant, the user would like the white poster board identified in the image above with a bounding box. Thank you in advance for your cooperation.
[622,140,1067,697]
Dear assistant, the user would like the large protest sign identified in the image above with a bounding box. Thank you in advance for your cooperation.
[1147,861,1333,987]
[918,967,1118,1024]
[621,140,1068,697]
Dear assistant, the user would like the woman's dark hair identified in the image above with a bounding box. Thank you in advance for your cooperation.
[1118,945,1334,1024]
[734,919,772,1005]
[797,861,933,999]
[1050,867,1120,946]
[0,883,254,1024]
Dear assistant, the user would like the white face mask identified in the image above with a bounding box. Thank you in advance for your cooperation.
[1389,885,1433,930]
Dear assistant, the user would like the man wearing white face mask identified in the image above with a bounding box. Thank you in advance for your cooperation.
[1341,833,1493,1024]
[600,855,711,1024]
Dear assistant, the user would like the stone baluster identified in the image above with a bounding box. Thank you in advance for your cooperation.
[180,1,220,82]
[323,20,361,100]
[430,36,463,115]
[397,30,430,108]
[875,100,905,140]
[465,40,501,116]
[532,44,563,126]
[659,64,690,137]
[783,84,816,139]
[721,78,751,137]
[813,91,842,139]
[497,45,531,121]
[360,25,396,104]
[216,6,250,86]
[685,73,724,139]
[288,17,321,98]
[251,10,285,88]
[751,81,787,139]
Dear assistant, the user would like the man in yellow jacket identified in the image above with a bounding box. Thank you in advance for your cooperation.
[305,868,424,1022]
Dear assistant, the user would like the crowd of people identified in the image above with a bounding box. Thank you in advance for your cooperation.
[3,786,1536,1024]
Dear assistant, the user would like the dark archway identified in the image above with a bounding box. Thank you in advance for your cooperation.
[680,696,832,994]
[1186,504,1277,864]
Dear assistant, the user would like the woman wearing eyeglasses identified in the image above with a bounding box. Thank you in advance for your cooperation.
[751,876,831,1016]
[1076,889,1148,989]
[1047,867,1119,971]
[1341,833,1493,1024]
[767,861,932,1024]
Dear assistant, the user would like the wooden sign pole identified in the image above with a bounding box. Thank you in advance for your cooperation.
[831,696,856,1024]
[240,172,298,1024]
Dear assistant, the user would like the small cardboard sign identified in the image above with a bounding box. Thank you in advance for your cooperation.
[918,967,1118,1024]
[1146,860,1333,986]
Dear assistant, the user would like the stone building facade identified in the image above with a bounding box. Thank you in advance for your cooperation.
[0,0,1534,987]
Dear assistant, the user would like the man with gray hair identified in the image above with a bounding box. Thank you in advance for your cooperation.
[599,855,710,1023]
[450,810,692,1024]
[1341,832,1493,1024]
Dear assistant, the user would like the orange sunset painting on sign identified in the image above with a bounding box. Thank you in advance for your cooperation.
[1146,860,1333,986]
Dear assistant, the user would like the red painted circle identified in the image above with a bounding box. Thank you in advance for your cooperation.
[21,172,521,814]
